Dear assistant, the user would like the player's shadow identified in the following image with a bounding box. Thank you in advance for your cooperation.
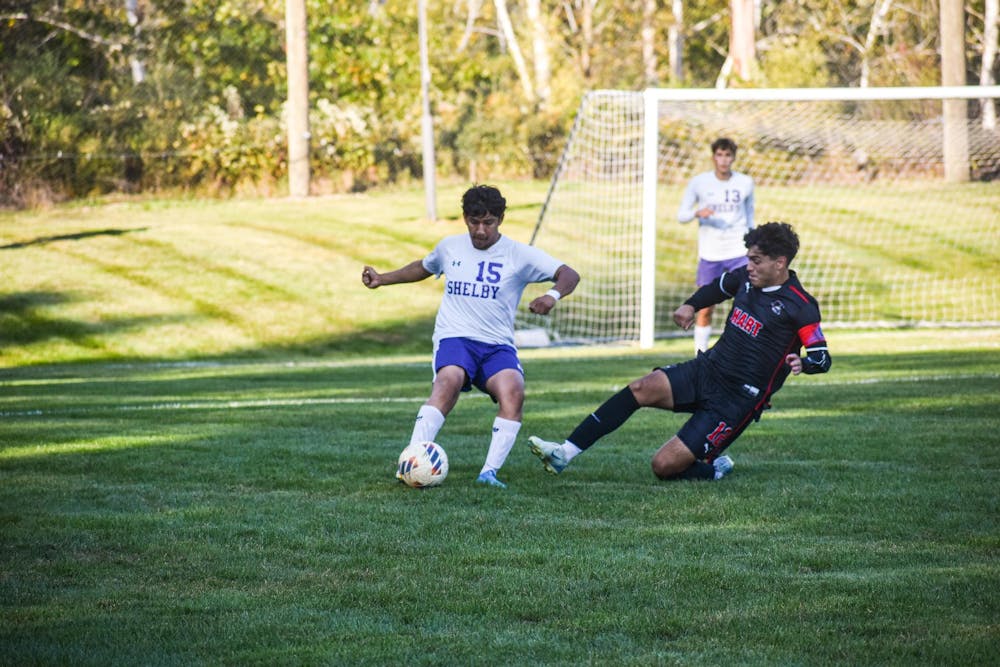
[0,227,146,250]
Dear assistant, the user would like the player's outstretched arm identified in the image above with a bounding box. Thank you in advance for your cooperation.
[528,264,580,315]
[552,264,581,299]
[361,260,432,289]
[785,347,831,376]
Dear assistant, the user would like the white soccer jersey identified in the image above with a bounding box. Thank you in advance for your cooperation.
[422,234,562,347]
[677,170,755,261]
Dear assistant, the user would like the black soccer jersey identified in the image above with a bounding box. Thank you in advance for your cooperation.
[686,267,829,403]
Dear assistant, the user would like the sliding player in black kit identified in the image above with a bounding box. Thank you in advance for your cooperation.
[528,222,831,481]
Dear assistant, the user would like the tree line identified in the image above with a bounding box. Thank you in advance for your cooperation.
[1,0,997,208]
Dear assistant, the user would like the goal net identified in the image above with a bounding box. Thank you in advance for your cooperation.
[516,87,1000,348]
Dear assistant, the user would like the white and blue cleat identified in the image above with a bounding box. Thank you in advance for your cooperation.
[476,469,508,489]
[527,436,569,475]
[712,455,734,480]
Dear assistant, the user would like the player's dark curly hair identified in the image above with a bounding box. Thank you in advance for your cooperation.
[711,137,738,155]
[462,184,507,219]
[744,222,799,263]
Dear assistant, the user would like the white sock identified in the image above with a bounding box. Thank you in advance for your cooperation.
[481,417,521,473]
[694,325,712,353]
[561,441,583,462]
[409,405,445,446]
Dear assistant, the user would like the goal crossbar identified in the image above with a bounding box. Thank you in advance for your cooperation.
[640,86,1000,102]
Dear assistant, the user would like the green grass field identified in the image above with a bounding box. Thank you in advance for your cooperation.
[2,186,999,664]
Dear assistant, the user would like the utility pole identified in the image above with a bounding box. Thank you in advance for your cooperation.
[418,0,437,221]
[286,0,310,197]
[941,0,969,182]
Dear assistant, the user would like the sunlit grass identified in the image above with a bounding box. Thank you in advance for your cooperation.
[1,336,998,664]
[1,188,998,664]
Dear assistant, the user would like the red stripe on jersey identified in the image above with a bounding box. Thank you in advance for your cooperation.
[798,322,826,347]
[754,335,801,413]
[788,285,810,303]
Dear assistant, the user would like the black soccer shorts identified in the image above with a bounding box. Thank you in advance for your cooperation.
[660,356,765,462]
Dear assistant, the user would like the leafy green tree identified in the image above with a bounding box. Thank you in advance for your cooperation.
[1,1,134,201]
[1,0,997,206]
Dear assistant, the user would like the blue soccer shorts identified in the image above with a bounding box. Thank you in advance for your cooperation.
[433,337,524,395]
[696,255,748,287]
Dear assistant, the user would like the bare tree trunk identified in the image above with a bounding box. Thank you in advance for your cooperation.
[125,0,145,83]
[458,0,483,52]
[729,0,755,81]
[860,0,893,87]
[494,0,535,101]
[981,0,998,129]
[580,0,595,81]
[668,0,684,83]
[526,0,551,106]
[642,0,657,86]
[715,55,734,88]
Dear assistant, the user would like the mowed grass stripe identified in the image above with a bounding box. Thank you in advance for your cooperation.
[4,182,998,367]
[1,369,996,420]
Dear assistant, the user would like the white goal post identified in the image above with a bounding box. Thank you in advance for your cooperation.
[517,86,1000,348]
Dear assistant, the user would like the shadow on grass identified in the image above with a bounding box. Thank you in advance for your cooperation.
[0,227,147,250]
[0,291,191,347]
[0,287,435,361]
[272,319,438,359]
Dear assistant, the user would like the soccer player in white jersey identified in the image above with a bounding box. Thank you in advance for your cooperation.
[677,137,755,353]
[362,185,580,489]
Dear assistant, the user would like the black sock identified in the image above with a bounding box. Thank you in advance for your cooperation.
[567,387,640,450]
[675,461,715,481]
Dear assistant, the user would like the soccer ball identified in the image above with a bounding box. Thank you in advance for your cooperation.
[396,441,449,488]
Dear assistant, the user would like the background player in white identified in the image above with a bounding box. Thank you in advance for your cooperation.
[677,137,755,353]
[362,185,580,489]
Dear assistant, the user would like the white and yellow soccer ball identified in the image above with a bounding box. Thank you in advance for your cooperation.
[396,441,449,488]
